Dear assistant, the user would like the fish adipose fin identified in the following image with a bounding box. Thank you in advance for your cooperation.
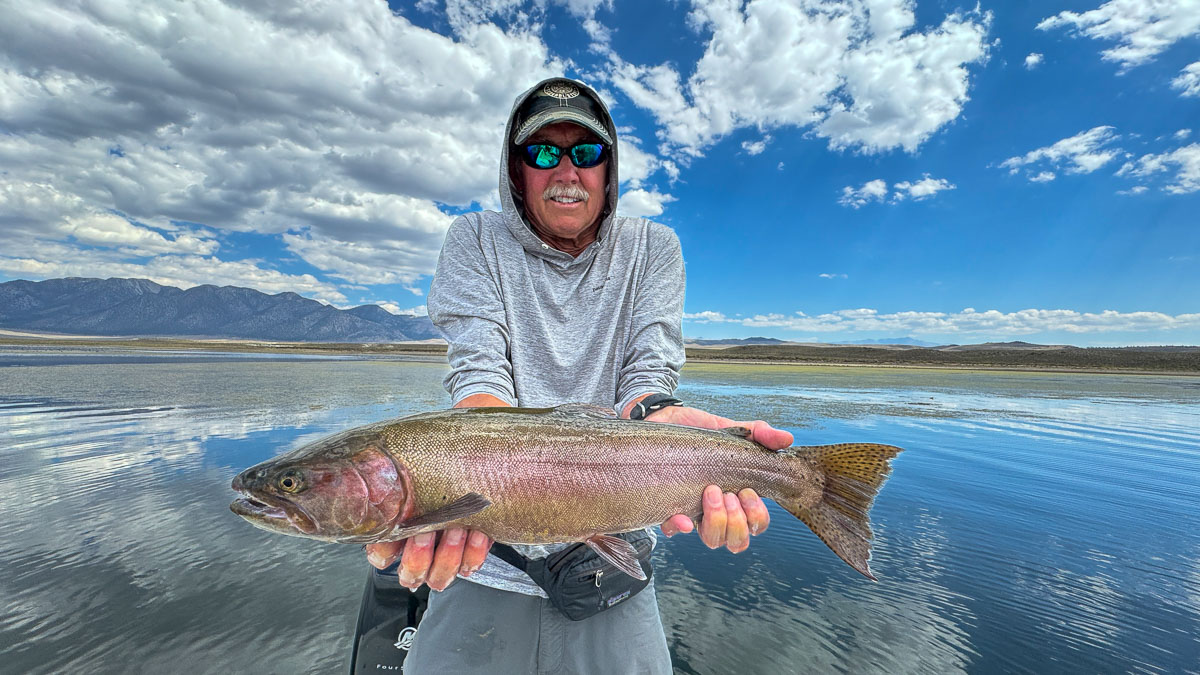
[717,426,753,438]
[585,534,648,581]
[388,492,492,539]
[779,443,903,581]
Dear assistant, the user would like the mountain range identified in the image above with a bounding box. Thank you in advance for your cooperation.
[0,277,439,342]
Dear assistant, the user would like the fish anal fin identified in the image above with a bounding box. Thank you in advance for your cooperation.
[388,492,491,539]
[585,534,647,581]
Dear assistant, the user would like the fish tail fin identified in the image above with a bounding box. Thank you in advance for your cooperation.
[775,443,903,581]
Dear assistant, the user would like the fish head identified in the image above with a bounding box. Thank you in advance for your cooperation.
[230,435,411,543]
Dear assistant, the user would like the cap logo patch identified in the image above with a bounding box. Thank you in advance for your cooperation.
[542,82,580,99]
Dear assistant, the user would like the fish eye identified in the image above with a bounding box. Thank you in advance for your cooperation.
[278,470,304,493]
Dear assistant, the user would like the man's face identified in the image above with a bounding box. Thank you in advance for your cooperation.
[516,122,608,248]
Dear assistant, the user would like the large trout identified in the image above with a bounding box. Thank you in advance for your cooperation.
[231,404,902,580]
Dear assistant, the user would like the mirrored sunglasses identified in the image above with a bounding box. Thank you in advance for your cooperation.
[520,143,608,170]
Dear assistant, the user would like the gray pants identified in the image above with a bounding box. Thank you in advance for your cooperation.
[403,579,672,675]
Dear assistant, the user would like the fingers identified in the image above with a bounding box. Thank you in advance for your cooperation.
[740,488,770,536]
[459,530,493,577]
[696,485,763,553]
[724,492,749,553]
[698,485,727,549]
[392,529,492,591]
[660,514,695,538]
[366,540,404,569]
[425,528,468,591]
[398,531,437,589]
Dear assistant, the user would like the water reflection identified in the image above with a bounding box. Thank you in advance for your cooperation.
[657,504,978,675]
[1,352,1198,674]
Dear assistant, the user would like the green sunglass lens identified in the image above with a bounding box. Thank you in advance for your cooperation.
[525,144,563,168]
[569,144,604,167]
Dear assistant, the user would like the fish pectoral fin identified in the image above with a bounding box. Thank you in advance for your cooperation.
[552,403,619,419]
[397,492,492,532]
[585,534,647,581]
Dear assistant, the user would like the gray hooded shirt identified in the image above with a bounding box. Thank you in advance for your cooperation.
[426,78,685,595]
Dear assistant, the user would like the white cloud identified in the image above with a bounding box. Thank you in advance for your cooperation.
[1037,0,1200,71]
[66,212,219,256]
[839,179,889,208]
[0,0,564,297]
[1024,53,1044,69]
[818,273,848,279]
[839,175,954,206]
[999,126,1122,179]
[439,0,532,35]
[618,189,677,218]
[683,307,1200,336]
[1117,143,1200,194]
[376,302,430,317]
[1118,185,1149,195]
[661,160,681,183]
[1003,128,1198,194]
[0,180,221,259]
[617,133,667,188]
[1173,62,1200,97]
[893,175,955,201]
[609,0,991,156]
[741,136,771,155]
[682,310,729,323]
[438,0,615,51]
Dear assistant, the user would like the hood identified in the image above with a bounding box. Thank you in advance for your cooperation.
[499,77,620,264]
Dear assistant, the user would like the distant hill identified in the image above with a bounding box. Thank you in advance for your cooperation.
[0,277,439,342]
[686,337,790,346]
[937,341,1073,351]
[842,337,938,347]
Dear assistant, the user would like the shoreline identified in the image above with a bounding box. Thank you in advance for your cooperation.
[1,335,1197,375]
[683,357,1198,377]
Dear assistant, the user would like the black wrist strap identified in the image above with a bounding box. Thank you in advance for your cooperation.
[630,393,683,420]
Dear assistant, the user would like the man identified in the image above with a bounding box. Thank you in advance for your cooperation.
[365,77,793,673]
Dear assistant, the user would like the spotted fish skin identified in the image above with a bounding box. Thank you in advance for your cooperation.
[230,404,903,579]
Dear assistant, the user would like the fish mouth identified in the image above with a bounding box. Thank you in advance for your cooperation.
[230,491,318,535]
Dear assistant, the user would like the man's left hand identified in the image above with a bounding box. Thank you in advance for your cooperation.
[645,405,793,553]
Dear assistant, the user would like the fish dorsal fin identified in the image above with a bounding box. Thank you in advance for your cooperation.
[585,534,647,580]
[551,403,618,419]
[718,426,753,438]
[387,492,491,539]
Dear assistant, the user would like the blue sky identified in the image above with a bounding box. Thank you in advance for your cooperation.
[1,0,1197,346]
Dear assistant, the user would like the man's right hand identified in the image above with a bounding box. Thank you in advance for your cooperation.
[366,528,494,591]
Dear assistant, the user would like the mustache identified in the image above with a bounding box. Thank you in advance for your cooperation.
[542,184,589,202]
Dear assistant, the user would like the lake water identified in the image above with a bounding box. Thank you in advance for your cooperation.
[1,348,1198,674]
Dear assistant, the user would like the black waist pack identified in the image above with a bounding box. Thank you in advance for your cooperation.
[490,531,654,621]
